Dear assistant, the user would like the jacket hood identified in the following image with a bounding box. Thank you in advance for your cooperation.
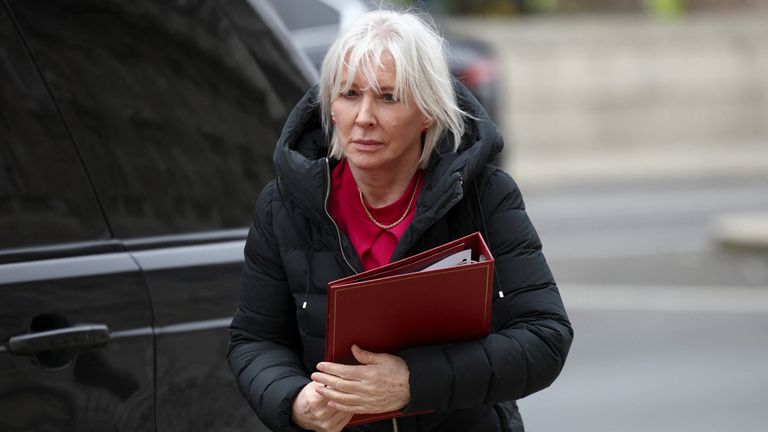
[272,81,505,222]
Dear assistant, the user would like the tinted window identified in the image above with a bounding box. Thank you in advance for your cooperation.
[8,0,309,239]
[264,0,340,31]
[0,7,109,251]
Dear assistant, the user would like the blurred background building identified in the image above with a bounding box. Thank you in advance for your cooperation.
[400,1,768,431]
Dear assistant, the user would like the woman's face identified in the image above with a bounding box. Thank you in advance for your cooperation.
[331,56,431,175]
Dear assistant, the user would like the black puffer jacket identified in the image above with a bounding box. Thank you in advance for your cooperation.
[228,84,573,432]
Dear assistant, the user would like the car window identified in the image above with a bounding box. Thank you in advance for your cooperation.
[264,0,340,31]
[0,7,110,252]
[7,0,309,239]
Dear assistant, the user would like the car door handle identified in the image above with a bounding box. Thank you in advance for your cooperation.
[7,324,111,355]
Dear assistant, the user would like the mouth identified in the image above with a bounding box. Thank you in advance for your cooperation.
[351,139,384,152]
[352,139,383,146]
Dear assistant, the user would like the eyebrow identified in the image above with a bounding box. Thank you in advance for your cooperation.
[338,81,394,93]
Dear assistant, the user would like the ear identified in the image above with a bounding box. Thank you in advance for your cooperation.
[422,117,434,130]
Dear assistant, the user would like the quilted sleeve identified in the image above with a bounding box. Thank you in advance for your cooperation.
[228,181,310,431]
[399,169,573,412]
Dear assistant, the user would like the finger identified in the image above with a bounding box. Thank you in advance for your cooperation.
[315,383,366,406]
[312,371,364,393]
[351,344,378,365]
[316,361,365,380]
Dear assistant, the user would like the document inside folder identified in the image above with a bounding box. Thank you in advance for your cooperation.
[420,249,472,271]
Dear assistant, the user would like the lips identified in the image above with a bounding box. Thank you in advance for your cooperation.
[351,139,384,152]
[352,139,383,145]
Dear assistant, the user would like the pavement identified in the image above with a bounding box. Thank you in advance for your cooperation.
[505,143,768,191]
[508,144,768,252]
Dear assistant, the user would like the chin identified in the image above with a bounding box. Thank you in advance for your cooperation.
[346,156,385,172]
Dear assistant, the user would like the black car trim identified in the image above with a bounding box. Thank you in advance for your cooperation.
[0,239,124,265]
[0,252,138,285]
[130,240,245,271]
[109,326,154,339]
[121,228,249,251]
[1,237,247,283]
[109,317,232,340]
[154,317,232,335]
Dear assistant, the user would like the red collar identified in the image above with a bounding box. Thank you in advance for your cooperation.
[329,159,422,270]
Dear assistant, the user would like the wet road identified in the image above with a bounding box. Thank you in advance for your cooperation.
[516,177,768,432]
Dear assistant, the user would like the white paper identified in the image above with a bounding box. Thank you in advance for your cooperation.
[421,249,473,272]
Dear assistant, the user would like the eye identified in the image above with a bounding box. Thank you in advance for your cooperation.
[381,93,398,103]
[341,89,359,98]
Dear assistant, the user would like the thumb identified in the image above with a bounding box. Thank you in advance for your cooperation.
[351,344,376,365]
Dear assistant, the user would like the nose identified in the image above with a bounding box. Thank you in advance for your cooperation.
[355,93,376,128]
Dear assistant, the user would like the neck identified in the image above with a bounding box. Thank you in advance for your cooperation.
[350,162,420,208]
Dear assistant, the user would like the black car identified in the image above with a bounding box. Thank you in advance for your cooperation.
[0,0,313,430]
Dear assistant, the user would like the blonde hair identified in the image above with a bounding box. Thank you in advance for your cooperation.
[318,9,465,169]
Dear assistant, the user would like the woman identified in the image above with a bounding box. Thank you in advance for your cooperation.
[229,9,572,432]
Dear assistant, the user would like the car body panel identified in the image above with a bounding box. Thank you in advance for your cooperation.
[1,0,312,430]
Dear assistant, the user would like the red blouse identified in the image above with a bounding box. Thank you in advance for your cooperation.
[329,159,423,271]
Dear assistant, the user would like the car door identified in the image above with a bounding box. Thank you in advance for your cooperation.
[6,0,313,430]
[0,5,154,431]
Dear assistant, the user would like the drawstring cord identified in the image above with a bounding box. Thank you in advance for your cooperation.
[302,250,311,309]
[278,175,314,310]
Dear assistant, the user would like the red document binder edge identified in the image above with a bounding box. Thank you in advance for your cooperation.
[328,231,492,288]
[345,409,434,426]
[327,262,492,363]
[329,242,466,286]
[344,242,466,283]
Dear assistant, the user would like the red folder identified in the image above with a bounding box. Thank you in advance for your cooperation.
[325,232,494,426]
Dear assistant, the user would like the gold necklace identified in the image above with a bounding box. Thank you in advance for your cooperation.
[358,172,420,230]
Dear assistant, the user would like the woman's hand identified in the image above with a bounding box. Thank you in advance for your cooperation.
[291,381,353,432]
[311,345,410,414]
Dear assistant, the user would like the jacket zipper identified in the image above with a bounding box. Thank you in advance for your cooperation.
[324,158,357,275]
